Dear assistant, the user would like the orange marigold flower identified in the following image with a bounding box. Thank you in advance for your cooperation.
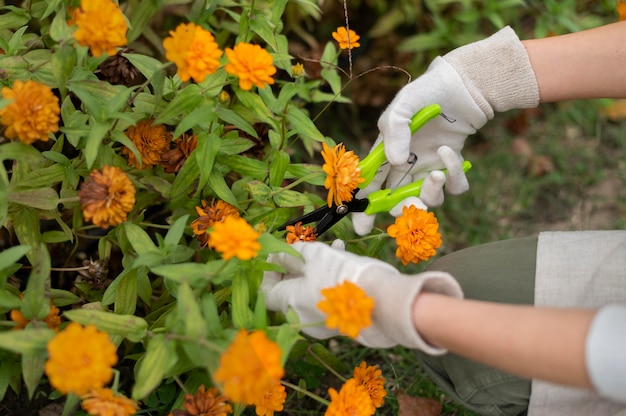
[0,79,60,144]
[254,379,286,416]
[224,43,276,90]
[191,200,240,247]
[321,142,365,207]
[72,0,127,57]
[181,385,232,416]
[325,378,373,416]
[45,322,118,396]
[285,221,316,244]
[208,216,261,260]
[11,300,61,332]
[163,23,223,83]
[78,165,136,229]
[317,280,374,339]
[353,361,387,409]
[122,119,172,170]
[214,329,284,405]
[619,1,626,21]
[81,388,139,416]
[332,27,361,50]
[387,205,442,265]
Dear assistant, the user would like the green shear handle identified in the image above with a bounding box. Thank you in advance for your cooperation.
[357,103,472,215]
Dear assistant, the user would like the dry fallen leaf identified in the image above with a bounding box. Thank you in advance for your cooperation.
[396,388,442,416]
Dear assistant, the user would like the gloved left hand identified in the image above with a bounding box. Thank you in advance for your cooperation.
[261,241,463,354]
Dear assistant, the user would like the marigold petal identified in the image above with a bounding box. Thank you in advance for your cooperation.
[224,43,276,90]
[72,0,127,57]
[317,281,374,338]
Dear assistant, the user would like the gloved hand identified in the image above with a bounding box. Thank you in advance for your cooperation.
[353,26,540,236]
[261,241,463,354]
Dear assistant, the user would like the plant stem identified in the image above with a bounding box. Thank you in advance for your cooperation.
[281,381,330,406]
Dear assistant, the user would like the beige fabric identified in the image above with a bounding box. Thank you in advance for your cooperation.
[529,231,626,415]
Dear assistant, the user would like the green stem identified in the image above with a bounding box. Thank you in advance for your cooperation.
[281,381,330,406]
[307,345,348,383]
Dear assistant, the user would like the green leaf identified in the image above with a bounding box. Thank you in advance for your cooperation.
[123,223,157,256]
[8,187,59,210]
[84,119,110,168]
[22,352,45,399]
[309,343,348,374]
[0,141,43,163]
[0,8,30,30]
[64,309,148,342]
[154,84,202,125]
[201,293,224,337]
[216,106,258,138]
[258,233,300,257]
[164,215,189,247]
[122,53,164,81]
[132,334,178,400]
[243,180,272,204]
[275,324,301,366]
[196,131,220,192]
[0,245,30,272]
[21,243,51,320]
[286,106,325,143]
[176,282,206,338]
[231,272,254,329]
[170,154,199,207]
[234,90,276,125]
[152,260,238,287]
[0,328,54,354]
[17,163,67,188]
[207,168,240,208]
[269,150,290,187]
[272,188,314,208]
[114,267,142,317]
[219,155,267,179]
[125,0,161,43]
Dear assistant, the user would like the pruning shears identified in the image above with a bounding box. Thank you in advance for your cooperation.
[278,104,472,237]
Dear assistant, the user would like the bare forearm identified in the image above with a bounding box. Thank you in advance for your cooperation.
[523,21,626,102]
[413,293,596,388]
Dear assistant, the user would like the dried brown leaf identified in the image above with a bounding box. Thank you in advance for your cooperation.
[396,388,442,416]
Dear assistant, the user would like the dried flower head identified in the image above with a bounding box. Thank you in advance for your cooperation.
[214,329,284,405]
[208,216,261,260]
[191,200,240,247]
[0,79,60,144]
[11,300,61,332]
[97,49,142,86]
[72,0,128,57]
[162,133,198,174]
[321,142,365,207]
[332,27,361,50]
[45,322,118,396]
[163,22,223,83]
[387,205,442,265]
[78,165,136,229]
[285,222,316,244]
[325,378,373,416]
[122,119,172,170]
[317,280,374,338]
[81,388,139,416]
[224,43,276,90]
[254,379,286,416]
[181,385,232,416]
[353,361,387,409]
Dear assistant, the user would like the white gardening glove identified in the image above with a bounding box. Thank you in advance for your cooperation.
[261,241,463,354]
[353,26,540,236]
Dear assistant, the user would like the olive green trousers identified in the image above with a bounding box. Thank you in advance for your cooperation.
[418,236,538,416]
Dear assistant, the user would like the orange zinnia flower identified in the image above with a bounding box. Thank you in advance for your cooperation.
[72,0,127,57]
[181,385,232,416]
[321,142,365,207]
[0,79,60,144]
[81,388,139,416]
[122,119,172,170]
[162,133,198,173]
[317,280,374,338]
[207,216,261,260]
[619,1,626,21]
[325,378,373,416]
[353,361,387,409]
[11,300,61,332]
[213,329,284,405]
[78,165,136,229]
[285,221,317,244]
[254,379,286,416]
[163,22,223,83]
[332,27,361,50]
[224,43,277,90]
[45,323,118,396]
[387,205,442,265]
[191,200,240,247]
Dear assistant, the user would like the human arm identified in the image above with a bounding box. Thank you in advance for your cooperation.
[523,21,626,102]
[412,292,594,388]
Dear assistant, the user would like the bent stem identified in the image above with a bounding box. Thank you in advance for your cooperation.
[281,380,330,406]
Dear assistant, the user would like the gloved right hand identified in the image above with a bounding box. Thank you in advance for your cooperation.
[353,26,540,236]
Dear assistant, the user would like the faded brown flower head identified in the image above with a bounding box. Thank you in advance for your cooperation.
[122,119,172,170]
[191,200,240,247]
[78,165,136,229]
[180,385,232,416]
[162,134,198,173]
[285,222,316,244]
[97,49,142,86]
